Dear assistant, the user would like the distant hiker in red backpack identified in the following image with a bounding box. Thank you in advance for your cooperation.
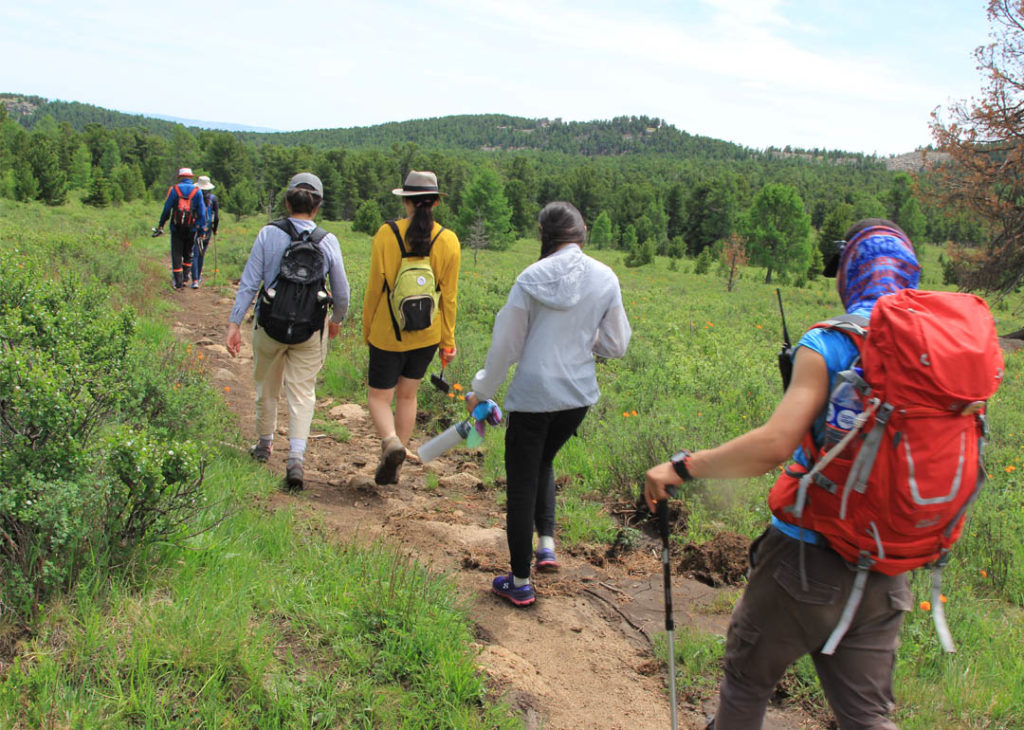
[154,167,207,290]
[645,219,1003,730]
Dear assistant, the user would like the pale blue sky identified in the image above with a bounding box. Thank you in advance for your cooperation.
[1,0,991,155]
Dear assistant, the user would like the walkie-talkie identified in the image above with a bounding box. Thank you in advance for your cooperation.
[776,288,795,391]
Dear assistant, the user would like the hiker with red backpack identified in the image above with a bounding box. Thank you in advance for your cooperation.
[225,173,350,491]
[154,167,207,290]
[644,219,1003,729]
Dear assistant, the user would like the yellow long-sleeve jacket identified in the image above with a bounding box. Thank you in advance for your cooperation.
[362,218,460,351]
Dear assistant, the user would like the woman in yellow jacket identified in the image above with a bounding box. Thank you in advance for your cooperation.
[363,171,461,484]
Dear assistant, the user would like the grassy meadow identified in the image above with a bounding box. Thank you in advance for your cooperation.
[2,194,1024,727]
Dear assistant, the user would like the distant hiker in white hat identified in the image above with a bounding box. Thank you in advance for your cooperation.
[362,170,461,485]
[188,175,219,289]
[226,172,350,491]
[154,167,207,290]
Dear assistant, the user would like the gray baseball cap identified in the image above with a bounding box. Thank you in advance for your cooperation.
[288,172,324,198]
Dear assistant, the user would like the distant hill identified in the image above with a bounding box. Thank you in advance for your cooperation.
[1,94,277,136]
[2,92,894,165]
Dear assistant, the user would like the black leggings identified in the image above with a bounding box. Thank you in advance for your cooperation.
[504,407,588,578]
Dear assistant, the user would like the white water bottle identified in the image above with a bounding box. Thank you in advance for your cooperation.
[418,418,473,463]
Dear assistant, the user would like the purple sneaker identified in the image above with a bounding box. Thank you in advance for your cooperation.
[492,574,535,606]
[534,548,560,572]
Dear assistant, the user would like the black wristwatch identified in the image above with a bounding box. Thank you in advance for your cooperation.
[670,450,693,482]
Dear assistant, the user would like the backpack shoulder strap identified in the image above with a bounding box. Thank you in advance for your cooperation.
[269,218,298,240]
[425,225,446,256]
[386,220,409,257]
[309,226,328,244]
[812,314,869,339]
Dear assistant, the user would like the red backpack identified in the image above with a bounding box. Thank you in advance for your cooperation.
[171,184,198,227]
[769,289,1004,653]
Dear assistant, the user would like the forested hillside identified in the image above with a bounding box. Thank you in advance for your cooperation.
[0,92,984,281]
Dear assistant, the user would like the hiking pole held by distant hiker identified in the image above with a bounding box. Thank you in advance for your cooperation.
[776,288,794,391]
[657,491,679,730]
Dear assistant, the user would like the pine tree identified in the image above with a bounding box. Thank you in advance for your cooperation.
[590,211,613,249]
[743,183,813,284]
[83,174,111,208]
[456,166,514,250]
[353,200,383,235]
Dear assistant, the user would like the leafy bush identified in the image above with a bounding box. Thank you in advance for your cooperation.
[0,249,211,617]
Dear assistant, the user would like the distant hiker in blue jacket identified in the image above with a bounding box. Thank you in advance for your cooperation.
[155,167,207,290]
[189,175,219,288]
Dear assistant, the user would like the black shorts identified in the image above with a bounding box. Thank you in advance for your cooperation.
[367,344,439,389]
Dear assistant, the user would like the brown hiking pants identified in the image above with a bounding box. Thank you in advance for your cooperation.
[713,526,912,730]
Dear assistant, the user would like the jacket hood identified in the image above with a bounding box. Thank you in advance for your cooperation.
[516,245,588,309]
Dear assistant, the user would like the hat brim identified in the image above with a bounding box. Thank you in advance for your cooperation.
[197,182,215,190]
[392,188,446,197]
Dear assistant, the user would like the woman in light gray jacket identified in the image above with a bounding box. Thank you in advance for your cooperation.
[466,201,631,606]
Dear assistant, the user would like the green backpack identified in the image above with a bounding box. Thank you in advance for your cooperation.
[384,221,445,340]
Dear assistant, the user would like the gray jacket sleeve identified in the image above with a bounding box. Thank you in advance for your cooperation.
[324,234,350,323]
[593,284,631,359]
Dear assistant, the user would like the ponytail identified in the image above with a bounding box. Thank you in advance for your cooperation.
[405,194,439,255]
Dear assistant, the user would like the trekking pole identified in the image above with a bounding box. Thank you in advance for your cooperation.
[213,232,218,287]
[658,496,679,730]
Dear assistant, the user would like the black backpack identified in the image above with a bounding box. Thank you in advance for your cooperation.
[256,220,332,344]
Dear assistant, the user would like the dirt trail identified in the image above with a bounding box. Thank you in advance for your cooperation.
[168,281,821,730]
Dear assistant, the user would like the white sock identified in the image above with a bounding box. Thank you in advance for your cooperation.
[258,435,273,448]
[289,438,307,459]
[513,575,531,588]
[538,535,555,552]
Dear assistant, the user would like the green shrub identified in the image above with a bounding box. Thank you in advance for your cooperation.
[0,250,213,617]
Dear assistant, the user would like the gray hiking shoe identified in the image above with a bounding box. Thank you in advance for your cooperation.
[374,436,406,485]
[249,442,272,463]
[285,460,304,491]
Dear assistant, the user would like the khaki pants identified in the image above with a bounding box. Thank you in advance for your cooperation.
[714,527,912,730]
[252,324,327,443]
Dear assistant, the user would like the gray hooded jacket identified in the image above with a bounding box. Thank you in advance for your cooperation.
[471,245,631,412]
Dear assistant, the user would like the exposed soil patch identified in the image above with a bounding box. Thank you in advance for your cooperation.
[678,532,751,588]
[161,279,825,729]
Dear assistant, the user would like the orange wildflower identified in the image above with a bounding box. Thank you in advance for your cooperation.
[920,601,931,611]
[631,410,638,417]
[623,412,630,418]
[940,594,947,603]
[224,386,230,393]
[453,383,463,391]
[980,569,988,578]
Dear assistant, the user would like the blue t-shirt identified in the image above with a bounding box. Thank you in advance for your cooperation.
[771,305,871,542]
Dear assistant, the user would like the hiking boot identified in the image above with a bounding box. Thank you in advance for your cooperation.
[374,436,406,485]
[249,442,272,463]
[285,461,304,491]
[534,547,560,572]
[492,574,535,607]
